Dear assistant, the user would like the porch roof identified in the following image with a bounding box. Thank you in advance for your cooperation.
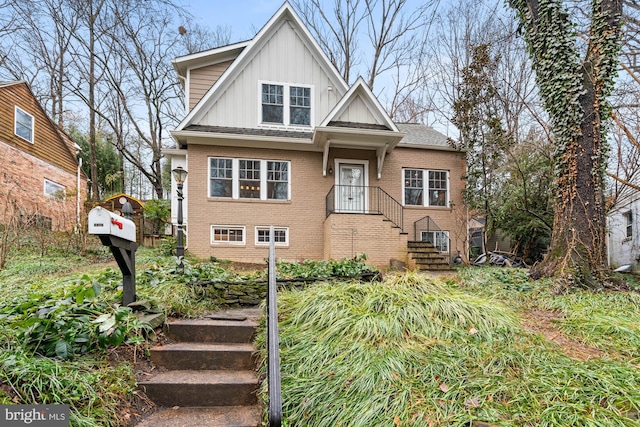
[313,121,405,179]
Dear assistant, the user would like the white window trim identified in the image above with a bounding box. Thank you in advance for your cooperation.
[210,225,246,245]
[15,106,34,143]
[255,226,289,247]
[402,168,450,207]
[209,157,291,201]
[258,80,314,130]
[44,179,65,197]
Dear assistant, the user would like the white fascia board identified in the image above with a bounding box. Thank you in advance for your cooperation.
[172,41,250,76]
[170,129,317,150]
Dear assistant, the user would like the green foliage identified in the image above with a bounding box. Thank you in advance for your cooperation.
[452,43,511,227]
[70,126,122,198]
[275,255,378,279]
[260,270,640,426]
[493,135,554,262]
[1,277,148,359]
[144,199,170,234]
[0,348,135,427]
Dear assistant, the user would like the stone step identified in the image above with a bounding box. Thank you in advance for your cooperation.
[150,342,257,371]
[134,405,262,427]
[410,252,446,259]
[165,318,258,344]
[141,370,260,407]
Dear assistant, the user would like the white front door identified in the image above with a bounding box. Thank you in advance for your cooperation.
[337,163,366,212]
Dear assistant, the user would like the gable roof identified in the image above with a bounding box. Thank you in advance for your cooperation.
[313,77,404,179]
[172,41,250,79]
[0,81,84,176]
[175,1,348,132]
[320,77,399,132]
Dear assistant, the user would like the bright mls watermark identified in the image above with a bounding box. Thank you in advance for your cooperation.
[1,405,69,426]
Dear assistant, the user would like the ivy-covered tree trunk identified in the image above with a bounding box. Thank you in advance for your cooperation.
[508,0,622,288]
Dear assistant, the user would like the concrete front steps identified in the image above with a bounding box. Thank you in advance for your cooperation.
[407,241,452,271]
[137,308,263,427]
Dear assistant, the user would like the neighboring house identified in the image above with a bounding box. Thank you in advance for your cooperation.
[0,81,87,231]
[608,188,640,270]
[166,2,466,269]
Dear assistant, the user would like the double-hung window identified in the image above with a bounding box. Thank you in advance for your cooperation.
[403,168,448,207]
[209,157,290,200]
[267,161,288,200]
[260,82,311,127]
[210,158,232,197]
[239,160,261,199]
[15,106,34,143]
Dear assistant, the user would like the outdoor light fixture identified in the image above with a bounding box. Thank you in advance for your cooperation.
[172,166,188,185]
[172,166,188,272]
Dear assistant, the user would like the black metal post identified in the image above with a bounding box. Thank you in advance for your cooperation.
[176,182,185,271]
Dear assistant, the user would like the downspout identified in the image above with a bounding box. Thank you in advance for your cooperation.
[77,157,82,232]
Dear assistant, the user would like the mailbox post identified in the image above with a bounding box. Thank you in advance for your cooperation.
[88,206,138,306]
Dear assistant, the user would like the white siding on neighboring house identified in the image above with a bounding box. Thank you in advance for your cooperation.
[608,197,640,269]
[199,20,344,128]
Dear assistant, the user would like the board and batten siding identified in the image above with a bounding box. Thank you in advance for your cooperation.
[0,82,78,175]
[200,20,344,128]
[335,94,378,124]
[188,60,233,111]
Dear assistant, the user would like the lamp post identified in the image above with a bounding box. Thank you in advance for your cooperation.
[172,166,188,271]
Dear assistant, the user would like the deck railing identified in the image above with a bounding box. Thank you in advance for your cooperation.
[267,226,282,426]
[325,185,404,232]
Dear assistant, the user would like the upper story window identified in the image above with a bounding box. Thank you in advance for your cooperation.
[210,157,291,201]
[15,106,34,143]
[260,82,312,127]
[403,168,449,207]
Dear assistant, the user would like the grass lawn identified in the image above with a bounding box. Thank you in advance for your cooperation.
[1,240,640,426]
[260,269,640,426]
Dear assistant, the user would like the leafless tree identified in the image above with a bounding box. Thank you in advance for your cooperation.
[292,0,438,113]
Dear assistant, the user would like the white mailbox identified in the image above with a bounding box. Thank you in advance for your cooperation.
[88,206,136,242]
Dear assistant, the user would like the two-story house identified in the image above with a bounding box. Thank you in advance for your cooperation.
[166,2,466,269]
[0,81,87,231]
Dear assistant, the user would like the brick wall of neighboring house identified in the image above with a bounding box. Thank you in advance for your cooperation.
[0,141,85,231]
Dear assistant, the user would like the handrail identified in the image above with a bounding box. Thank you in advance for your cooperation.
[325,185,404,232]
[267,226,282,426]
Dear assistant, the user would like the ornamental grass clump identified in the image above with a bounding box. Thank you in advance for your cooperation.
[263,272,640,426]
